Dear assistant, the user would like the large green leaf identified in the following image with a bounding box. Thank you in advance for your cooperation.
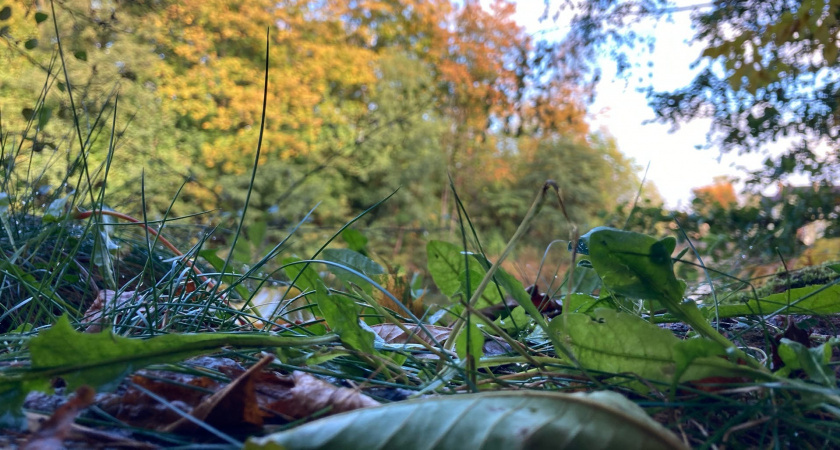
[245,390,688,450]
[583,228,741,352]
[427,240,469,297]
[582,227,684,302]
[777,337,837,386]
[715,284,840,317]
[0,316,337,427]
[550,310,757,390]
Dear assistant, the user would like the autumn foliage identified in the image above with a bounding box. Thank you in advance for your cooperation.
[0,0,644,260]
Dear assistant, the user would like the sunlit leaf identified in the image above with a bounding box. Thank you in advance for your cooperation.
[551,310,755,390]
[715,284,840,317]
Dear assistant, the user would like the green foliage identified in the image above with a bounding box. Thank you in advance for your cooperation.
[579,227,762,366]
[714,283,840,317]
[776,337,838,385]
[551,309,756,389]
[283,257,377,355]
[558,0,840,183]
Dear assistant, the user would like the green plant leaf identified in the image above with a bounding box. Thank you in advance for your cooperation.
[232,237,252,264]
[565,293,609,314]
[196,248,251,300]
[73,50,87,61]
[0,316,338,427]
[322,248,384,295]
[582,228,741,352]
[458,266,503,309]
[455,321,483,361]
[550,310,754,390]
[427,240,467,297]
[583,227,684,302]
[323,248,384,277]
[42,197,68,222]
[495,306,531,333]
[777,338,836,386]
[34,12,48,23]
[0,7,11,21]
[24,39,37,50]
[427,241,503,308]
[715,284,840,317]
[283,258,375,355]
[245,390,688,450]
[341,228,368,253]
[247,218,267,250]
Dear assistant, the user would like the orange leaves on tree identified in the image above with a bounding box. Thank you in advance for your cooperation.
[692,177,738,210]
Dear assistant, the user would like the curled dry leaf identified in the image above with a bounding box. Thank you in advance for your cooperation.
[259,371,379,420]
[22,386,95,450]
[244,286,318,328]
[81,289,143,333]
[371,323,452,345]
[163,355,275,433]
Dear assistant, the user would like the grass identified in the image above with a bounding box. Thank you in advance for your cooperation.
[2,29,840,450]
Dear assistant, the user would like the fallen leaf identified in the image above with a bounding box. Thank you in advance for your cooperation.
[163,354,274,433]
[371,323,451,345]
[22,386,95,450]
[260,371,379,420]
[245,390,688,450]
[81,289,143,333]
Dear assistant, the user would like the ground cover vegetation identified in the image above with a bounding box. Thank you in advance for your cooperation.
[0,0,839,448]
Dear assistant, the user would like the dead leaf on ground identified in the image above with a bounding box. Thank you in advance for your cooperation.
[82,290,144,333]
[99,361,228,429]
[22,386,95,450]
[163,354,274,433]
[371,323,451,345]
[259,371,379,419]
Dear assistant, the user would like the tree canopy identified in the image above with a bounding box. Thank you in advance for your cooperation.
[554,0,840,184]
[0,0,649,263]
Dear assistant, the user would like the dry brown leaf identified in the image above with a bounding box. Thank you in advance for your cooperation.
[260,371,379,420]
[23,386,95,450]
[162,355,275,434]
[99,368,221,429]
[370,323,451,345]
[24,411,158,449]
[82,289,144,333]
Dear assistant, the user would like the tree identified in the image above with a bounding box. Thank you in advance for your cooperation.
[551,0,840,184]
[691,176,738,214]
[2,0,648,267]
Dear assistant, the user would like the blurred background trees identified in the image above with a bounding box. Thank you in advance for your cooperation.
[555,0,840,271]
[1,0,650,271]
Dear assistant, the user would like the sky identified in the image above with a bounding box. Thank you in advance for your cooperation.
[512,2,768,209]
